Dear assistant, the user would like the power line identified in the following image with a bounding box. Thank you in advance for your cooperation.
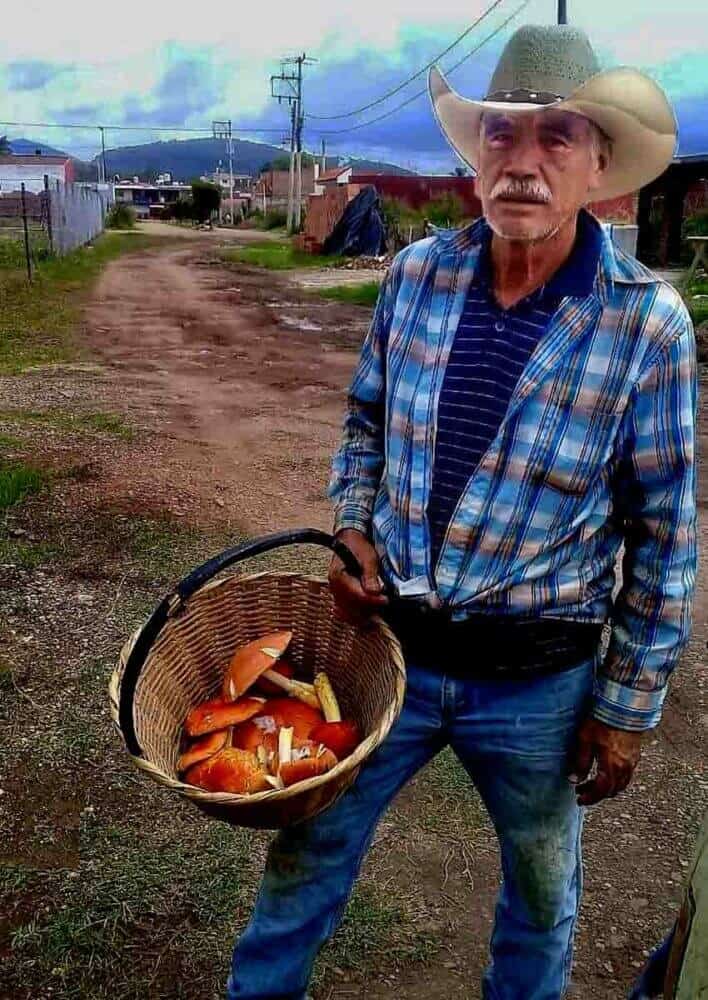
[306,0,529,137]
[306,0,506,120]
[0,120,284,134]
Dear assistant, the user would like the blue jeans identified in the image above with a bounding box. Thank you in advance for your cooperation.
[227,658,594,1000]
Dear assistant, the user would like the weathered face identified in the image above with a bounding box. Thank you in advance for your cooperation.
[476,109,608,242]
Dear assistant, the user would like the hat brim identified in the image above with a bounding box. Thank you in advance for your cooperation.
[429,65,677,201]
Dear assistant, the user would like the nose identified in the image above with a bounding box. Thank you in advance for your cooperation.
[503,130,543,178]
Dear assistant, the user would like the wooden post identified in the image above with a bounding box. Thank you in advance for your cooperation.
[44,175,54,255]
[20,183,32,282]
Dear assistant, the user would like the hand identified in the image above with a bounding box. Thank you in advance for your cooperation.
[328,529,388,626]
[569,718,642,806]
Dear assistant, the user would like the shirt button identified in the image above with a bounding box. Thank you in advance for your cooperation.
[494,319,505,332]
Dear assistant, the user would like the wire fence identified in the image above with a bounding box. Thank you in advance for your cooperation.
[0,175,113,280]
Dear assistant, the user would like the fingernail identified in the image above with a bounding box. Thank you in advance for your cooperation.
[568,773,579,784]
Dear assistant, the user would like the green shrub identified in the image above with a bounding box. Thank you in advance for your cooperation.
[190,181,221,224]
[105,203,136,230]
[0,463,47,509]
[263,209,288,230]
[683,210,708,239]
[422,193,466,228]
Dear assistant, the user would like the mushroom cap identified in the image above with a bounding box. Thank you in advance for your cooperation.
[278,739,338,787]
[185,748,270,794]
[231,717,279,755]
[309,720,361,760]
[254,659,295,696]
[252,698,324,740]
[184,696,265,737]
[178,728,229,772]
[222,630,293,701]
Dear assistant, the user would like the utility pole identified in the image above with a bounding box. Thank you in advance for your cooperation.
[270,53,316,235]
[320,139,327,174]
[557,0,567,23]
[98,126,107,185]
[212,120,235,226]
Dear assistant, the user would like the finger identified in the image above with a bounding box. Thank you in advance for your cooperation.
[576,768,614,806]
[569,736,595,785]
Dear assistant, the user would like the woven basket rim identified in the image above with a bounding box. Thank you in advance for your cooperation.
[109,569,406,807]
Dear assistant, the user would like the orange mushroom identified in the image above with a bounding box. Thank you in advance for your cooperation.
[222,630,293,701]
[254,659,295,696]
[276,738,338,787]
[231,716,279,756]
[309,720,361,760]
[252,698,324,740]
[178,729,230,773]
[184,696,265,738]
[185,748,271,794]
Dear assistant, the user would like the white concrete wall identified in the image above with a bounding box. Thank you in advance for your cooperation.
[0,163,66,194]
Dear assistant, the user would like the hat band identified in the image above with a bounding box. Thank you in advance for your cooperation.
[485,88,565,105]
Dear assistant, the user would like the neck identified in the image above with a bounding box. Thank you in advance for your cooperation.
[490,213,579,310]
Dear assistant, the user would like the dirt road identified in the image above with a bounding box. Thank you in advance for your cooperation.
[2,235,705,999]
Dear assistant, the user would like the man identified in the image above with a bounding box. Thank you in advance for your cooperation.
[228,24,696,1000]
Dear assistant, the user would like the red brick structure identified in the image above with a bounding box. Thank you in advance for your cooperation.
[301,171,639,254]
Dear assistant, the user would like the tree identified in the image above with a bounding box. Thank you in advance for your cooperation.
[260,152,315,172]
[190,180,221,224]
[0,135,12,155]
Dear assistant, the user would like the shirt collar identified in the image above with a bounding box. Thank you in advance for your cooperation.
[471,209,604,304]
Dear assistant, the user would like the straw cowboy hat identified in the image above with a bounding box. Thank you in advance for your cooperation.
[429,23,677,201]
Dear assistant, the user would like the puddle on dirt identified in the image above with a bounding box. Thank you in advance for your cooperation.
[278,315,323,333]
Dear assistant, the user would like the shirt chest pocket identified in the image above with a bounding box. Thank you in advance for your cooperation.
[527,388,623,499]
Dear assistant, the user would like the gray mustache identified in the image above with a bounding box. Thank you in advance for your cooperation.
[490,179,552,204]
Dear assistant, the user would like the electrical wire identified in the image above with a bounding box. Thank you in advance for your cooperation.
[0,120,284,134]
[305,0,506,120]
[306,1,529,137]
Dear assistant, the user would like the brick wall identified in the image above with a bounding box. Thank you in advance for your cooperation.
[588,192,638,223]
[301,185,362,250]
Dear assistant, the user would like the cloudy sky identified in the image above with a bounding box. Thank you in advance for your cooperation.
[1,0,706,170]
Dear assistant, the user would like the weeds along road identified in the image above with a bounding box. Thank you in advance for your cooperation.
[0,231,706,1000]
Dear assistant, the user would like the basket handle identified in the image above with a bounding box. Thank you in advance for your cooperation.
[118,528,363,757]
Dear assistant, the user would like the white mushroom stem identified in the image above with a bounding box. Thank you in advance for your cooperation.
[262,669,321,710]
[279,726,294,766]
[314,673,342,723]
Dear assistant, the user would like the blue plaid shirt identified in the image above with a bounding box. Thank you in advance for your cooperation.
[329,213,697,732]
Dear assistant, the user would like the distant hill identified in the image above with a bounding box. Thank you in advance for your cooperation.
[95,137,414,181]
[8,138,67,157]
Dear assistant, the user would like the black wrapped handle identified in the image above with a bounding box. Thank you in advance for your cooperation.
[118,528,363,757]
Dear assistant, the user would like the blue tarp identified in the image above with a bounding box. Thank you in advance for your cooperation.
[322,185,387,257]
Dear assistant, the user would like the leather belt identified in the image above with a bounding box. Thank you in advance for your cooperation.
[382,598,603,679]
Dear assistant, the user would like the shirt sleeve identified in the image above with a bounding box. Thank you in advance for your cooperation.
[327,261,399,536]
[594,310,698,732]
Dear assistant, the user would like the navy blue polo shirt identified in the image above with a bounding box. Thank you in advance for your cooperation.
[428,211,603,564]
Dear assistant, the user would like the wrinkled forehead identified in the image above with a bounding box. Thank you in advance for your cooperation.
[481,108,593,136]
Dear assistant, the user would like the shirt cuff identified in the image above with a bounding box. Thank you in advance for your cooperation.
[592,675,667,732]
[332,502,372,537]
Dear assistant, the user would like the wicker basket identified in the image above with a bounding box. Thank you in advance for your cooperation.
[109,529,406,829]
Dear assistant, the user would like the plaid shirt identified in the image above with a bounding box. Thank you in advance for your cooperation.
[329,214,697,732]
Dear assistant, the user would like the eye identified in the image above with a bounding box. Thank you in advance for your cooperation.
[486,129,513,146]
[541,129,572,149]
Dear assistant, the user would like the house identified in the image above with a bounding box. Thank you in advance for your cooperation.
[254,164,317,213]
[205,170,256,193]
[637,153,708,265]
[0,153,74,195]
[113,180,192,219]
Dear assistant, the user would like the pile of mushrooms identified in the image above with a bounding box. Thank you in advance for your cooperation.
[179,630,361,794]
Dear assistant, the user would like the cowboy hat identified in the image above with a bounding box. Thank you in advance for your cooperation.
[429,24,677,201]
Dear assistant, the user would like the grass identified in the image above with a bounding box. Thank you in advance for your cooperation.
[683,276,708,328]
[315,281,381,307]
[0,407,133,439]
[0,231,163,374]
[0,462,48,510]
[221,240,341,271]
